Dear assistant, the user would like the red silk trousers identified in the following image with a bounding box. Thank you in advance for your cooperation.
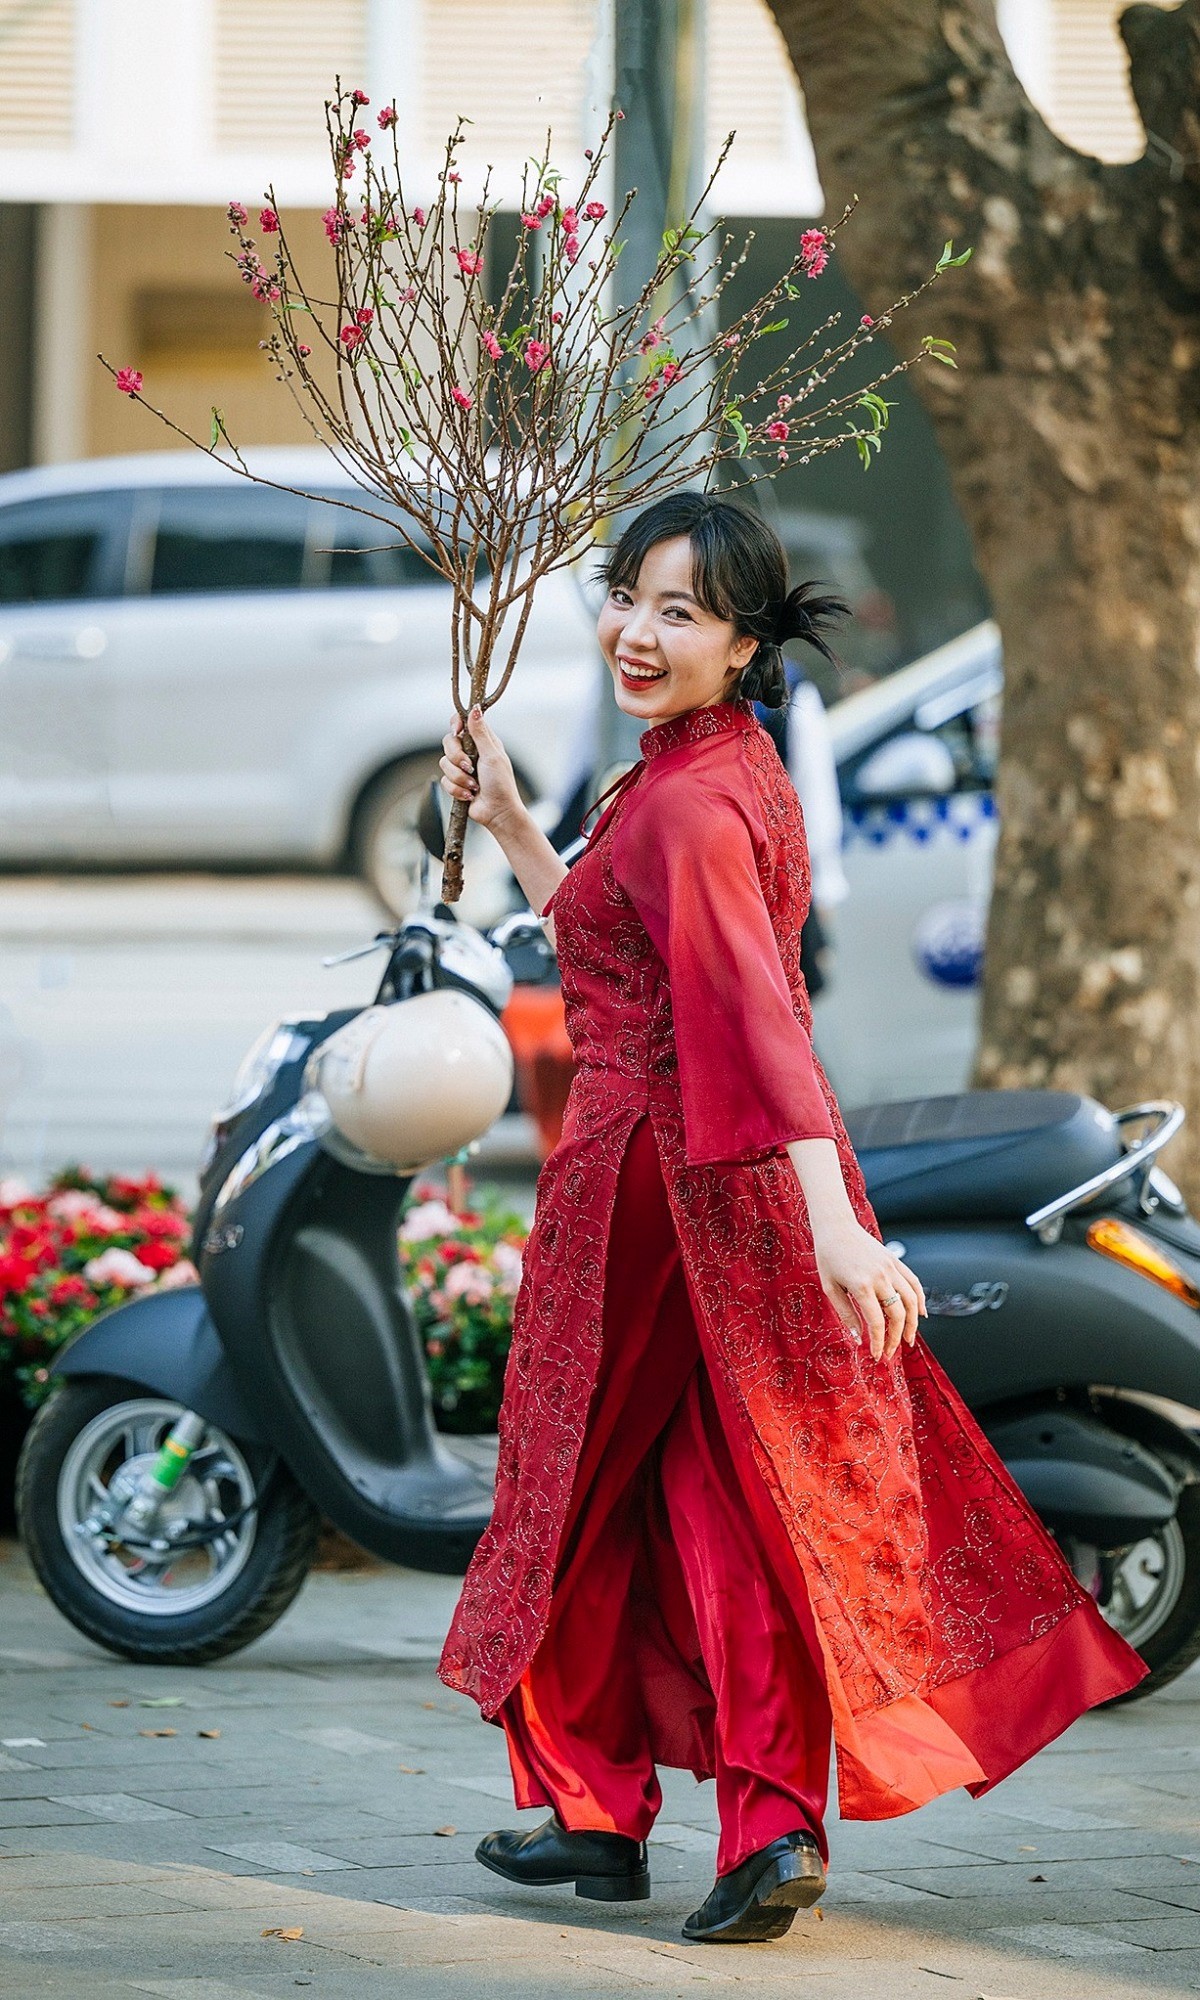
[500,1118,833,1878]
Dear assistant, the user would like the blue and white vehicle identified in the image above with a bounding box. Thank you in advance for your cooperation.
[814,622,1001,1107]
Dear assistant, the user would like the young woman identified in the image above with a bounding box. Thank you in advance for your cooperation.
[437,493,1144,1945]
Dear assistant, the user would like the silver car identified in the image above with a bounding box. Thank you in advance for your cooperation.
[0,448,598,922]
[814,621,1001,1107]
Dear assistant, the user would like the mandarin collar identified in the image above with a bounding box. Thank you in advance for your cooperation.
[639,699,757,762]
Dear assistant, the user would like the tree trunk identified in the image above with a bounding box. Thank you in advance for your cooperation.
[766,0,1200,1190]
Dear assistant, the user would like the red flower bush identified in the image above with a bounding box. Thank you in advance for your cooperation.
[0,1170,196,1409]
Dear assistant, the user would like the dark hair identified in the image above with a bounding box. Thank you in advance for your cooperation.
[599,491,847,709]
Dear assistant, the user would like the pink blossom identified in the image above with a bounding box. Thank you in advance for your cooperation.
[444,1260,494,1305]
[777,447,789,464]
[250,277,281,302]
[638,316,665,354]
[584,200,606,221]
[722,332,739,348]
[482,330,503,359]
[777,393,793,411]
[84,1246,157,1288]
[767,419,790,442]
[560,206,578,233]
[353,127,371,152]
[378,104,398,129]
[455,248,483,276]
[340,324,366,351]
[412,206,427,227]
[259,206,279,233]
[226,201,248,227]
[115,367,143,396]
[860,313,874,328]
[535,193,555,219]
[297,343,312,357]
[492,1240,523,1290]
[323,205,349,245]
[355,305,374,327]
[551,310,563,324]
[584,147,594,160]
[564,234,580,263]
[661,361,681,385]
[48,1191,127,1229]
[452,385,474,411]
[520,211,542,231]
[523,338,551,373]
[400,1198,459,1241]
[398,284,416,303]
[0,1176,33,1205]
[800,227,829,278]
[643,375,661,399]
[156,1257,200,1290]
[351,87,369,105]
[447,169,461,185]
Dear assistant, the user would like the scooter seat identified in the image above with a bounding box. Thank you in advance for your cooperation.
[844,1089,1124,1224]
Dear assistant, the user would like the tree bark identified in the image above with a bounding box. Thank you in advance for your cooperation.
[765,0,1200,1189]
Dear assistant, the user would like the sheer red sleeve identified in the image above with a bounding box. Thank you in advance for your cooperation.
[612,773,837,1166]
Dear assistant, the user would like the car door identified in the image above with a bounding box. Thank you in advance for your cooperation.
[812,672,1000,1107]
[0,489,132,856]
[104,483,327,858]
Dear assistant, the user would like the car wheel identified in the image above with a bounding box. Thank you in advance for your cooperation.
[352,753,530,926]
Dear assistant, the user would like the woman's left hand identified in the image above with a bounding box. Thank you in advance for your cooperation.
[810,1213,926,1362]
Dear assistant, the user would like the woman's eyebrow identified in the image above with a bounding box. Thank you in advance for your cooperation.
[657,589,701,605]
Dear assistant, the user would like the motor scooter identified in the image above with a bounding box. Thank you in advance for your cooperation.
[17,813,1200,1694]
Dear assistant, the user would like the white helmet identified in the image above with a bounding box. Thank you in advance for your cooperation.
[305,989,514,1174]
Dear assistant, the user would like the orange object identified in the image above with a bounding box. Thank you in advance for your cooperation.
[501,984,574,1156]
[1085,1215,1200,1308]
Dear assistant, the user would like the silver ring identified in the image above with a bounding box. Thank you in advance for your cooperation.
[881,1291,900,1307]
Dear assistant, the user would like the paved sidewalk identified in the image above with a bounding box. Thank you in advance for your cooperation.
[2,1534,1200,2000]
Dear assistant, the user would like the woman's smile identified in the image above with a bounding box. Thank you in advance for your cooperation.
[617,654,669,692]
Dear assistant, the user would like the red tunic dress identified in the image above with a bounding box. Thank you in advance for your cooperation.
[439,698,1145,1816]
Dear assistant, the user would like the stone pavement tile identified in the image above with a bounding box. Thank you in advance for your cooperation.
[0,1882,203,1921]
[899,1822,1198,1865]
[47,1793,195,1823]
[866,1856,1200,1900]
[0,1800,109,1828]
[203,1840,360,1873]
[986,1919,1149,1960]
[1127,1882,1200,1914]
[1096,1914,1200,1949]
[0,1851,186,1889]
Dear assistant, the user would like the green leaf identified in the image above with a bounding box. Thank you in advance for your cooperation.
[855,434,872,470]
[209,407,224,449]
[758,319,789,335]
[398,426,414,456]
[723,402,749,456]
[936,240,973,271]
[282,302,312,313]
[919,334,959,369]
[857,390,896,432]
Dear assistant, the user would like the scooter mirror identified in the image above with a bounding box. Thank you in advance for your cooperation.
[417,782,446,861]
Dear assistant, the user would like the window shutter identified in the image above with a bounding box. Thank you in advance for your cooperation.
[215,0,367,150]
[0,0,74,147]
[1047,0,1169,163]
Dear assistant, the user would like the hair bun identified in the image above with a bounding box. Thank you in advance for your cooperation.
[774,581,850,666]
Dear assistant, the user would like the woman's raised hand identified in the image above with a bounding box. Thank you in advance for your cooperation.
[811,1213,926,1363]
[440,705,525,836]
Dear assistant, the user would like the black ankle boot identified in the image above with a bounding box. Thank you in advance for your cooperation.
[475,1814,651,1902]
[682,1830,826,1942]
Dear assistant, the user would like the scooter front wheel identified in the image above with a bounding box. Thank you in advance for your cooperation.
[16,1377,321,1666]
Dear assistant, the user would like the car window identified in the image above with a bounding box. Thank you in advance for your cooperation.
[843,685,1001,805]
[0,492,127,604]
[148,487,310,594]
[310,497,488,589]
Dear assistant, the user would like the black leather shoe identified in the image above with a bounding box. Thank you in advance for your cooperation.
[475,1814,650,1902]
[682,1831,826,1942]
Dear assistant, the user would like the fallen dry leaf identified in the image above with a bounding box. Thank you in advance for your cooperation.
[397,1764,424,1775]
[1018,1844,1036,1851]
[261,1926,304,1941]
[422,1701,437,1710]
[108,1700,130,1709]
[80,1722,94,1731]
[1029,1873,1047,1883]
[432,1825,457,1838]
[138,1728,177,1738]
[197,1729,221,1739]
[814,1905,824,1921]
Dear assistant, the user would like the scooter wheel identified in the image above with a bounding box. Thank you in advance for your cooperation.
[1100,1482,1200,1702]
[16,1376,321,1666]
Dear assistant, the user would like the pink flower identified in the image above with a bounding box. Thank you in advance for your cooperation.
[323,206,349,245]
[564,234,580,263]
[398,284,416,302]
[722,332,739,348]
[520,211,542,231]
[584,200,606,221]
[800,227,829,278]
[447,169,461,185]
[400,1198,459,1241]
[412,206,427,227]
[156,1258,199,1290]
[455,248,483,276]
[638,316,665,353]
[482,330,503,359]
[661,361,681,385]
[523,338,550,373]
[860,313,874,327]
[115,367,143,397]
[83,1246,157,1288]
[226,201,248,227]
[259,206,279,233]
[560,206,578,233]
[378,104,397,129]
[777,447,789,463]
[355,305,373,326]
[551,311,563,324]
[340,323,366,351]
[452,385,474,411]
[536,193,555,219]
[643,375,661,399]
[351,87,369,106]
[767,419,790,441]
[777,393,793,411]
[297,343,312,357]
[353,127,371,152]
